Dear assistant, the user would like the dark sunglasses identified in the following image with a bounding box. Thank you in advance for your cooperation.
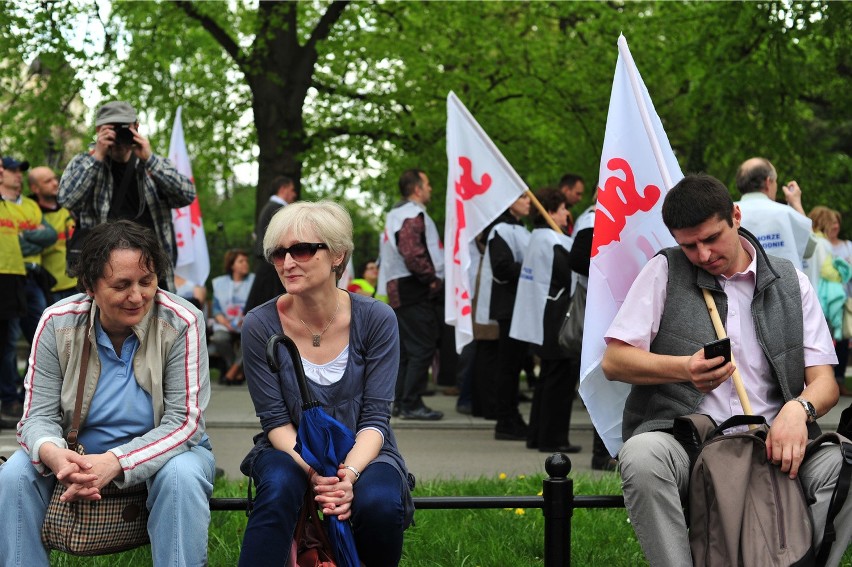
[269,242,328,263]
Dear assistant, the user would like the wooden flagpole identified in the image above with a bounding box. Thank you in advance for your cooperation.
[702,289,753,416]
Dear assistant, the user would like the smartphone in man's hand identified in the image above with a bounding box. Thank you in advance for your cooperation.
[704,337,731,369]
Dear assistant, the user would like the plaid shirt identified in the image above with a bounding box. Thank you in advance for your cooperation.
[58,152,196,291]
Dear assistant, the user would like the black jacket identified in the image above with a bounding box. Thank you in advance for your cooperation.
[484,212,527,321]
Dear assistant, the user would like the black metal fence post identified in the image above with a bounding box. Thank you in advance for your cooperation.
[542,453,573,567]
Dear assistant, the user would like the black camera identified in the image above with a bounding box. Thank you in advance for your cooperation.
[112,124,135,146]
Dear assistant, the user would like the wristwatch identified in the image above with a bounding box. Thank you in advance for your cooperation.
[792,397,817,423]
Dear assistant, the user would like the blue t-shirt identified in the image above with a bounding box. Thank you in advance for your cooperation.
[77,321,155,455]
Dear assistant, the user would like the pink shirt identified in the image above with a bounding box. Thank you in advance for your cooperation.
[605,237,837,426]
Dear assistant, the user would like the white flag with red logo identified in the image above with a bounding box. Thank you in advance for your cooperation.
[445,91,527,353]
[338,257,355,290]
[169,106,210,287]
[578,35,684,456]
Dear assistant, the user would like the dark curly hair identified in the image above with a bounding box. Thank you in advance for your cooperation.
[73,220,168,292]
[662,174,734,231]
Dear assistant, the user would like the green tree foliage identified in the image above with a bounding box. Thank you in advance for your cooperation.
[0,1,91,168]
[362,1,850,227]
[0,1,848,243]
[637,0,851,205]
[103,1,353,217]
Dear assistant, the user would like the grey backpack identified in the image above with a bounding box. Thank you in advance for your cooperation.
[674,414,815,567]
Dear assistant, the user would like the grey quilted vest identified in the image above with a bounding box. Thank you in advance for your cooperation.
[621,228,813,441]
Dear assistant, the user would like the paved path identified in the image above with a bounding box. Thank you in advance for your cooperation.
[2,382,848,483]
[175,383,604,481]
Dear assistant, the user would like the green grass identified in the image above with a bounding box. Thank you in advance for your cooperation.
[402,473,640,567]
[47,473,638,566]
[47,472,852,566]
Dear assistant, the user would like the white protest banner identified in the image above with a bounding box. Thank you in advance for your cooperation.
[578,35,684,456]
[169,106,210,287]
[445,92,527,352]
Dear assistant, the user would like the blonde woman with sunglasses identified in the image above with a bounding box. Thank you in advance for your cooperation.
[237,201,414,567]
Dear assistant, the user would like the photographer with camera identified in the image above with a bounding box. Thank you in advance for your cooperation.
[58,101,196,292]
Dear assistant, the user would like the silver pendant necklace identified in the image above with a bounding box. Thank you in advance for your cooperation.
[298,294,341,347]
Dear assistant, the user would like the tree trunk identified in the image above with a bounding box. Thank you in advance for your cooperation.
[247,1,349,221]
[180,0,350,222]
[251,73,306,220]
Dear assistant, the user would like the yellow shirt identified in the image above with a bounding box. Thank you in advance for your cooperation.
[0,200,25,276]
[40,205,78,291]
[6,197,44,265]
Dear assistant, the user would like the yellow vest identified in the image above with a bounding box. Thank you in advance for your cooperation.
[41,205,78,291]
[348,278,376,297]
[0,200,25,275]
[6,198,44,265]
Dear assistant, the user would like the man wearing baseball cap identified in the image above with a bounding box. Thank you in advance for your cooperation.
[57,100,195,292]
[1,157,30,201]
[0,154,56,428]
[0,154,26,429]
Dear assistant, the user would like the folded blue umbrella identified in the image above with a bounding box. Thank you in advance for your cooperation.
[266,333,361,567]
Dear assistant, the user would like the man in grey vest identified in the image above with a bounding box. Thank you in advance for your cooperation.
[601,174,850,566]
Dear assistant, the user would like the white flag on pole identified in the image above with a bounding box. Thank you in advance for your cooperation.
[578,35,684,456]
[169,106,210,287]
[338,257,355,290]
[445,92,527,353]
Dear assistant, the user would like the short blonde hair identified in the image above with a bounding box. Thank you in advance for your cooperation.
[808,206,840,235]
[263,200,354,279]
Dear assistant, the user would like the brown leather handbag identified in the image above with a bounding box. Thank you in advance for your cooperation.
[288,489,338,567]
[41,337,151,556]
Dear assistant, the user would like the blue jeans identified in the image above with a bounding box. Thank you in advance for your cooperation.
[239,450,406,567]
[0,443,215,567]
[0,319,17,404]
[0,276,47,404]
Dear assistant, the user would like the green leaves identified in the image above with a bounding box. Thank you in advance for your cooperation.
[1,1,848,239]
